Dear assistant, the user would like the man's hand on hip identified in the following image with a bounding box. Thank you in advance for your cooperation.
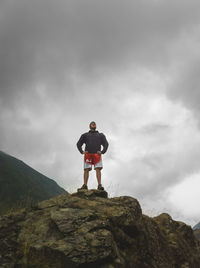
[97,151,102,155]
[83,151,88,154]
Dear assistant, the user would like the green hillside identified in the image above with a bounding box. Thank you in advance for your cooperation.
[0,151,67,215]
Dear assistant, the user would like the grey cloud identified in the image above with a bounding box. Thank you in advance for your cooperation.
[1,0,200,105]
[116,147,200,201]
[168,59,200,123]
[137,123,170,134]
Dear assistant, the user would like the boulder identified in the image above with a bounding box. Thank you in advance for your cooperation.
[0,190,199,267]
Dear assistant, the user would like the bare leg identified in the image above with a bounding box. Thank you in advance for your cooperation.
[84,169,90,185]
[95,168,101,185]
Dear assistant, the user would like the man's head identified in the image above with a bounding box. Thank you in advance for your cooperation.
[89,121,96,131]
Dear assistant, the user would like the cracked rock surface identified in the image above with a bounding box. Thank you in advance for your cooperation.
[0,189,199,267]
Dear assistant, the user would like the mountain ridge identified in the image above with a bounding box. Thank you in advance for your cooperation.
[0,150,67,215]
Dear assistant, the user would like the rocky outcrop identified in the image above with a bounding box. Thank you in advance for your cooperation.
[0,190,199,268]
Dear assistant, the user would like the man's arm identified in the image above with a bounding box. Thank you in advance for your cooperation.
[100,133,109,154]
[76,134,85,154]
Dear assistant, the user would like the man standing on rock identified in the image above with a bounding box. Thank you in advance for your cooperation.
[77,121,109,190]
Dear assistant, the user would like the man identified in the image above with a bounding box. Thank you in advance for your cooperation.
[77,121,109,190]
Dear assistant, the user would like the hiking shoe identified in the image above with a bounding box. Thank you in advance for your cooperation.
[78,184,88,190]
[97,184,104,191]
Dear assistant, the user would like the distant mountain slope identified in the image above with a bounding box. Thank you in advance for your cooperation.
[193,222,200,230]
[0,151,67,215]
[193,222,200,241]
[194,229,200,241]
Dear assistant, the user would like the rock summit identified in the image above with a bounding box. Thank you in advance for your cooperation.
[0,189,199,267]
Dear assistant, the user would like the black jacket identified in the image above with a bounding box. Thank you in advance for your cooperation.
[77,130,109,154]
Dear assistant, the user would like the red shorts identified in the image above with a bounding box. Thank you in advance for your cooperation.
[84,153,103,170]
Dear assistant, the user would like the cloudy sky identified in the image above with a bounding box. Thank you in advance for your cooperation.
[1,0,200,226]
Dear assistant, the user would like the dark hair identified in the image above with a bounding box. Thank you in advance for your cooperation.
[89,121,96,127]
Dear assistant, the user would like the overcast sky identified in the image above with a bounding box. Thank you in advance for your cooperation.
[1,0,200,226]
